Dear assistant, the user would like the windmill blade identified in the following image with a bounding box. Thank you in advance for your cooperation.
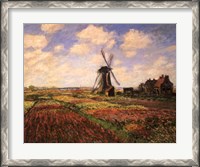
[92,75,103,93]
[92,73,101,89]
[111,71,120,85]
[108,54,114,67]
[101,49,110,67]
[97,75,103,87]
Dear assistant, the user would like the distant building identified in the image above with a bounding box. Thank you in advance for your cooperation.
[123,87,134,96]
[142,75,174,95]
[155,75,173,95]
[144,78,157,95]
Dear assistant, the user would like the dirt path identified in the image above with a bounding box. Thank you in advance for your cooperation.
[131,99,176,110]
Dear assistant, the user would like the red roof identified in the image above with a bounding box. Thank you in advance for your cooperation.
[155,76,165,88]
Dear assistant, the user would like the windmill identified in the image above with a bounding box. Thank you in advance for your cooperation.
[92,49,120,96]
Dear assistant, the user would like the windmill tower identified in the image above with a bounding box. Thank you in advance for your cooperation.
[92,49,120,96]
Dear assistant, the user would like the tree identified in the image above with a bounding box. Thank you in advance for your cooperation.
[29,85,36,91]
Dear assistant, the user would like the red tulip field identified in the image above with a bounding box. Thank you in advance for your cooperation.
[24,89,176,143]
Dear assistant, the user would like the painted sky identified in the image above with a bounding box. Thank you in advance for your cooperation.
[24,24,176,88]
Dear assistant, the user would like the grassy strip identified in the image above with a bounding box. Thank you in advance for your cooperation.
[24,101,39,116]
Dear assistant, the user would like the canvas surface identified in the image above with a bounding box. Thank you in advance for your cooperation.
[24,24,176,143]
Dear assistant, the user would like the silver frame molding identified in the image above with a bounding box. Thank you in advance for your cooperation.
[1,1,199,166]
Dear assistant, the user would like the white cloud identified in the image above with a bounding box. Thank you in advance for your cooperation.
[112,67,131,86]
[69,25,116,55]
[41,24,64,34]
[120,29,152,58]
[111,55,176,87]
[149,45,176,56]
[54,44,64,53]
[106,39,116,49]
[24,48,101,87]
[69,43,90,56]
[144,56,175,80]
[24,49,51,68]
[24,34,48,50]
[154,56,169,66]
[68,25,116,57]
[90,54,104,66]
[113,59,122,66]
[161,45,176,53]
[123,50,137,58]
[76,25,115,46]
[24,49,71,87]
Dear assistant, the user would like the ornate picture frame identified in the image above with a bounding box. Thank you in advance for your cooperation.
[1,1,199,166]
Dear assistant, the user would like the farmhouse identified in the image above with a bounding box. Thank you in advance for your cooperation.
[143,75,174,95]
[144,78,157,95]
[154,75,173,95]
[121,75,174,96]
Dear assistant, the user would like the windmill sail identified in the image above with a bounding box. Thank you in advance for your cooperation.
[111,71,120,86]
[92,73,100,89]
[108,54,114,67]
[101,49,110,67]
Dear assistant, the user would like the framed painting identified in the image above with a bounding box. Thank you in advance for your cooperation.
[1,1,199,166]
